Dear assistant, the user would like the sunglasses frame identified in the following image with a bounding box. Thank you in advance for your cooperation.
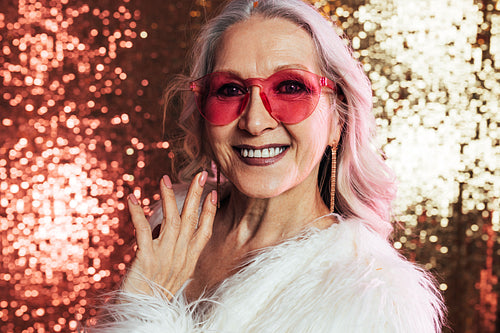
[190,68,336,126]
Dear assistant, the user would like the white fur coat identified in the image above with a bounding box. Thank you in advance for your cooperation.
[90,206,445,332]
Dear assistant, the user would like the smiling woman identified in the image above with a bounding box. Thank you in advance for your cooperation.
[87,0,446,332]
[204,16,338,202]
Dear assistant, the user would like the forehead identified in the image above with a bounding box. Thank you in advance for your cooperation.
[213,16,320,76]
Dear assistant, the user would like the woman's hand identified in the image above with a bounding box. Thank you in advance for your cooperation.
[122,171,217,300]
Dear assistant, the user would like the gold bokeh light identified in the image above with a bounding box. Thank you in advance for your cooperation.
[0,0,498,332]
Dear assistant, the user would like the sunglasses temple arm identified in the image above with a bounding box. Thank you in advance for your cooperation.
[320,77,337,91]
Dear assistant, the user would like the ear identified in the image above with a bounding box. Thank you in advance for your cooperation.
[328,105,343,146]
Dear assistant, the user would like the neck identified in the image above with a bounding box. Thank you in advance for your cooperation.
[219,171,333,250]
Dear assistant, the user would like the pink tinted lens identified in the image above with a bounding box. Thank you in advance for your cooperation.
[192,69,329,125]
[192,72,247,126]
[261,69,321,124]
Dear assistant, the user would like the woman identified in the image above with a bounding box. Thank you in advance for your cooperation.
[93,0,446,331]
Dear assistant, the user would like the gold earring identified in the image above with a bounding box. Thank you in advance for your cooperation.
[330,144,337,213]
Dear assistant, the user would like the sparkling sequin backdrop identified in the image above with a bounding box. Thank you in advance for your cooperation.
[0,0,498,332]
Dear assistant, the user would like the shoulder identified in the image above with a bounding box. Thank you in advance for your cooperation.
[207,216,445,332]
[307,217,447,332]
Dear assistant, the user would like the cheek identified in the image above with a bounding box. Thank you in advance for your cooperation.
[300,103,333,146]
[205,126,234,167]
[293,103,333,170]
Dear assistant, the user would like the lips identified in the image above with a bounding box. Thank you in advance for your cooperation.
[233,144,289,166]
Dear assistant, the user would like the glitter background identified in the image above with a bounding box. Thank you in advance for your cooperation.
[0,0,498,332]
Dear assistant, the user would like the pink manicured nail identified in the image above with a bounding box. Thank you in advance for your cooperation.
[163,175,172,189]
[211,190,217,205]
[128,194,139,205]
[198,171,208,187]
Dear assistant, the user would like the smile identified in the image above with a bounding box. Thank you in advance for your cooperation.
[233,145,289,166]
[241,146,285,158]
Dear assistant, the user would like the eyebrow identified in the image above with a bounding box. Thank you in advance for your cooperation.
[273,63,310,72]
[212,63,313,77]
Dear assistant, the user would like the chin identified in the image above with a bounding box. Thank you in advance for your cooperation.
[233,178,289,199]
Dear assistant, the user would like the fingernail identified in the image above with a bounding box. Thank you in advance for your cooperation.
[128,194,139,205]
[198,171,208,187]
[162,175,172,189]
[211,190,217,205]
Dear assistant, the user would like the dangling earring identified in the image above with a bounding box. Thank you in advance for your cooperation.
[330,144,337,213]
[216,166,221,208]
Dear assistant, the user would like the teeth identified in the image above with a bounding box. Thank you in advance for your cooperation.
[241,147,285,158]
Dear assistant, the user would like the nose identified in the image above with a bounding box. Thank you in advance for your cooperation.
[238,86,279,135]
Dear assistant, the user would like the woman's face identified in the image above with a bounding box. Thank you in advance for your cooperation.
[205,16,339,199]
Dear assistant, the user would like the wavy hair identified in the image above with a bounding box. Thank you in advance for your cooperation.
[163,0,397,238]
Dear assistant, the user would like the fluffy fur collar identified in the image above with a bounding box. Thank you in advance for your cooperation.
[90,213,445,332]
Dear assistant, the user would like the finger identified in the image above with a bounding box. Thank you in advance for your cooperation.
[171,171,208,269]
[190,190,217,257]
[128,194,153,252]
[182,190,217,276]
[179,171,208,235]
[158,175,181,245]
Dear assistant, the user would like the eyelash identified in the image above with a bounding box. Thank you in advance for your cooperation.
[215,80,310,97]
[216,83,246,97]
[275,80,309,94]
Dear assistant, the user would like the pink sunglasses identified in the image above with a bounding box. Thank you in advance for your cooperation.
[190,68,336,125]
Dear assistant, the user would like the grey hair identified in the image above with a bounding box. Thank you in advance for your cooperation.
[164,0,397,238]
